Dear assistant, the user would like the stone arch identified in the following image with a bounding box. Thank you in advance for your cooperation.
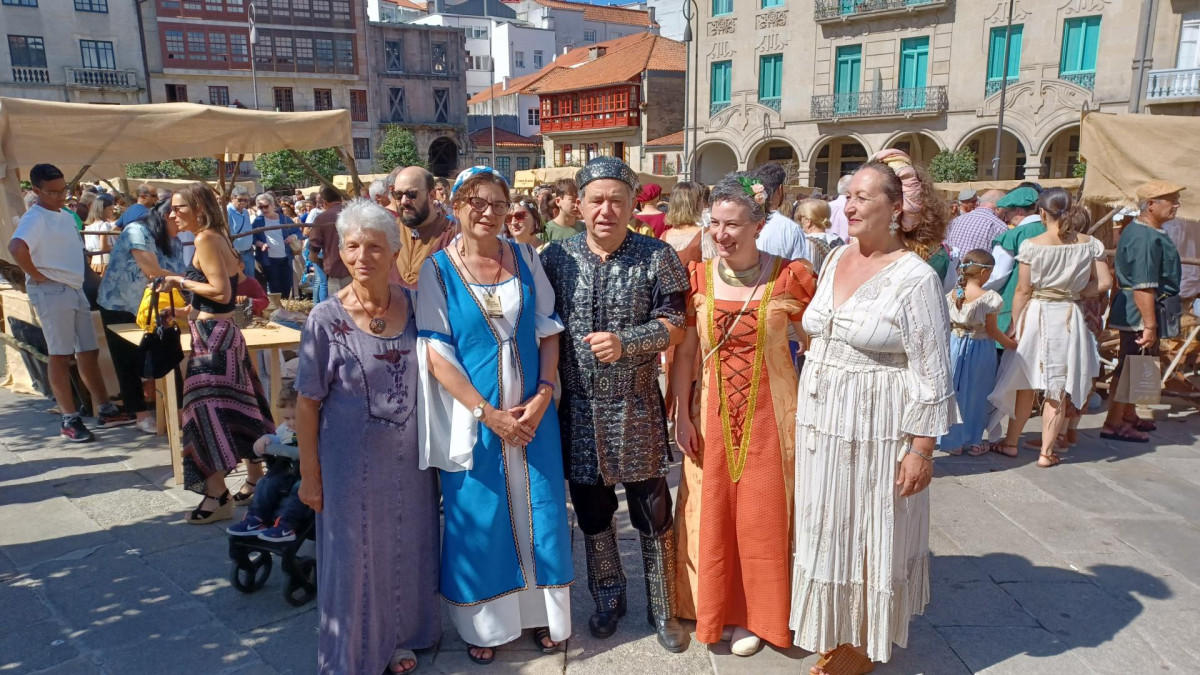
[746,137,805,168]
[428,137,459,178]
[956,126,1030,180]
[694,140,740,185]
[882,131,946,166]
[807,135,873,196]
[1035,123,1082,180]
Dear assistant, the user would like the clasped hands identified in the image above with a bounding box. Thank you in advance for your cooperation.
[480,389,553,445]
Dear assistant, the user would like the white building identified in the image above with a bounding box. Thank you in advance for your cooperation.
[514,0,658,54]
[370,0,427,23]
[637,0,687,42]
[1,0,147,103]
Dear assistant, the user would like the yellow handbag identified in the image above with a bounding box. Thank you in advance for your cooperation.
[136,282,188,332]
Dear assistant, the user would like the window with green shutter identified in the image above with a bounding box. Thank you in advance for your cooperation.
[711,60,731,115]
[759,54,782,112]
[986,25,1022,95]
[761,0,783,7]
[1060,16,1100,89]
[712,0,732,16]
[834,45,861,115]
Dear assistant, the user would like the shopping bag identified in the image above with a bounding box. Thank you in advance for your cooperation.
[136,281,188,332]
[1114,354,1162,405]
[139,279,185,380]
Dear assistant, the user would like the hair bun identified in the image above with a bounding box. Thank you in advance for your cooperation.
[872,149,923,231]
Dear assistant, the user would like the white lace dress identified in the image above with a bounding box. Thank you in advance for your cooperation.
[790,247,957,662]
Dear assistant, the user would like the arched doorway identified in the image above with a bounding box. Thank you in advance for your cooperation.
[749,141,798,170]
[429,137,459,178]
[959,129,1026,180]
[808,137,869,196]
[1040,126,1081,179]
[885,132,941,167]
[695,142,737,186]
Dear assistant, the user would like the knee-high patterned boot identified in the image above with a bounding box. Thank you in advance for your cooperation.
[584,522,627,638]
[641,530,690,653]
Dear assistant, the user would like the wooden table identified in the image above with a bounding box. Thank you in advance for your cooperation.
[110,322,302,485]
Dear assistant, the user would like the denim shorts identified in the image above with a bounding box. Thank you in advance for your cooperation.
[26,280,99,356]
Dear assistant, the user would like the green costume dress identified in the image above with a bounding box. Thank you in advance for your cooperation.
[992,217,1047,335]
[1110,220,1182,332]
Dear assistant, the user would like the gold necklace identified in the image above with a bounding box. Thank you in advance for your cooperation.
[717,259,762,287]
[457,239,505,317]
[704,257,778,483]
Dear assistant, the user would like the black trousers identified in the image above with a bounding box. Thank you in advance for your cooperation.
[99,308,147,414]
[570,477,673,538]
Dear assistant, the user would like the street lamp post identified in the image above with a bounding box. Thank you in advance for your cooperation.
[248,3,260,110]
[991,0,1015,179]
[681,0,698,180]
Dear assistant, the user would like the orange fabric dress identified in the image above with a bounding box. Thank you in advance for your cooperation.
[685,256,813,647]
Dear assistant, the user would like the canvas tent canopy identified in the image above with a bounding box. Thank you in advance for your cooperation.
[513,167,678,191]
[1080,112,1200,221]
[934,178,1083,195]
[0,97,354,261]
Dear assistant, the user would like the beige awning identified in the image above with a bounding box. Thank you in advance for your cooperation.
[1,98,352,261]
[512,167,678,191]
[934,178,1083,195]
[1080,112,1200,220]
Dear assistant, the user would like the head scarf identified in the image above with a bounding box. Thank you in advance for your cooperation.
[872,149,924,231]
[576,156,639,193]
[451,165,508,199]
[637,183,662,204]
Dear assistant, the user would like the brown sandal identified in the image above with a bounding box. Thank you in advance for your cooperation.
[1037,450,1061,468]
[811,644,875,675]
[989,442,1019,458]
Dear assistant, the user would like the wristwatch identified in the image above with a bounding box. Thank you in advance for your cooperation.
[472,400,487,419]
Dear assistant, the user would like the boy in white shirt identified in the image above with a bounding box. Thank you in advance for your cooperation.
[8,164,134,442]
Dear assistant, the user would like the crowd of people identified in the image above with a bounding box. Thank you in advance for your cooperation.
[9,149,1187,675]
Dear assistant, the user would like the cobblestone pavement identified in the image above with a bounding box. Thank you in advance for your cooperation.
[1,386,1198,674]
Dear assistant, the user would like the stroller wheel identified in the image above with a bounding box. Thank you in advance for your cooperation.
[283,556,317,606]
[231,551,273,593]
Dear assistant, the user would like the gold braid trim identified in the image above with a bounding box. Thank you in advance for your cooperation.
[704,257,779,483]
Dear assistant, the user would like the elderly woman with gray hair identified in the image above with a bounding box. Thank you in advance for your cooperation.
[251,193,302,298]
[295,199,440,674]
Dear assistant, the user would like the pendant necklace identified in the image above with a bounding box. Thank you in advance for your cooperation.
[351,284,391,334]
[459,240,506,318]
[717,259,763,288]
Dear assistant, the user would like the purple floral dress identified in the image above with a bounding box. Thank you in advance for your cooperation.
[295,294,441,675]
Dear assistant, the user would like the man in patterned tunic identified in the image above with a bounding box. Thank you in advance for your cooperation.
[540,157,691,653]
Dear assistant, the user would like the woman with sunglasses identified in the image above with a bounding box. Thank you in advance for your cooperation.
[505,198,543,249]
[417,167,572,665]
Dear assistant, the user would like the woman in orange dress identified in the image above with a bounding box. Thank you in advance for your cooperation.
[670,172,814,656]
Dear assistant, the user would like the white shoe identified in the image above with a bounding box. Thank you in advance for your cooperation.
[730,627,761,657]
[136,416,157,435]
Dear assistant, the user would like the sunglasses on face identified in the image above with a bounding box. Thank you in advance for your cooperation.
[467,197,510,216]
[392,189,422,201]
[509,211,529,221]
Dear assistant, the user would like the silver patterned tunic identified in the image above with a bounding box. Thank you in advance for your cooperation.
[541,232,689,485]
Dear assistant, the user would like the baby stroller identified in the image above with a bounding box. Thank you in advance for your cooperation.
[228,514,318,606]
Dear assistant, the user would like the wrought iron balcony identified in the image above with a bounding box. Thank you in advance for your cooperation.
[985,78,1017,97]
[11,66,50,84]
[65,66,139,89]
[759,97,781,114]
[710,101,731,117]
[1146,67,1200,102]
[1058,72,1094,91]
[814,0,944,22]
[810,86,947,120]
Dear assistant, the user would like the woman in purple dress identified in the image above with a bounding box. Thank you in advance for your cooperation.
[296,200,440,675]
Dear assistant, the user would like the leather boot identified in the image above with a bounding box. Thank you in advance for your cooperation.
[584,523,627,639]
[641,531,690,653]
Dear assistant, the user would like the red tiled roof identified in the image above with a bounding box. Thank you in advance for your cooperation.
[470,128,543,148]
[645,130,684,147]
[530,0,657,27]
[527,33,685,95]
[467,69,553,105]
[388,0,425,10]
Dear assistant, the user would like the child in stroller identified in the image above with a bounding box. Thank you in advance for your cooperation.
[227,382,311,542]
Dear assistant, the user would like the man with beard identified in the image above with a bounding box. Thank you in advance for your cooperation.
[540,156,690,654]
[392,166,457,289]
[305,186,350,293]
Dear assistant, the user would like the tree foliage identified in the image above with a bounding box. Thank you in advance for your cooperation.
[928,148,978,183]
[1072,161,1087,179]
[125,158,218,180]
[374,126,426,173]
[254,149,344,190]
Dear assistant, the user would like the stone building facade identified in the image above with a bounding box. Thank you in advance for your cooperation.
[1,0,148,104]
[686,0,1197,191]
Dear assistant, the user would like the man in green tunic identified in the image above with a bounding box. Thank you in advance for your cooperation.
[1101,180,1185,443]
[984,186,1045,336]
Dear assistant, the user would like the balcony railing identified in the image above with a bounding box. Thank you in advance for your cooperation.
[65,66,139,89]
[759,97,781,113]
[985,77,1017,97]
[1059,72,1095,91]
[1146,67,1200,102]
[814,0,943,22]
[810,86,947,120]
[11,66,50,84]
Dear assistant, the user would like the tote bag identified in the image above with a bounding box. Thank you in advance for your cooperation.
[139,279,186,380]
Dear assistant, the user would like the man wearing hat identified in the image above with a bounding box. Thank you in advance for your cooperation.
[1101,180,1184,443]
[540,156,691,653]
[958,188,978,213]
[983,186,1045,338]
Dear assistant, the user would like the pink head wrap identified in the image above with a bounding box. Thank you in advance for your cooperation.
[872,148,922,232]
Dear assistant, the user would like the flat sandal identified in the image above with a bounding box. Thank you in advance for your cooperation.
[812,644,875,675]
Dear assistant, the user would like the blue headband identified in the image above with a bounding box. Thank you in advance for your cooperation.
[451,166,508,199]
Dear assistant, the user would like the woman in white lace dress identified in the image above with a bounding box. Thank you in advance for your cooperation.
[790,150,956,674]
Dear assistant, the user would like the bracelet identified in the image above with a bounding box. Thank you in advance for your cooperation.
[908,449,933,462]
[536,379,556,392]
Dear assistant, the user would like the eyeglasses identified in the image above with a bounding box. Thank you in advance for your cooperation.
[509,211,529,221]
[467,197,511,215]
[391,188,422,202]
[36,187,70,198]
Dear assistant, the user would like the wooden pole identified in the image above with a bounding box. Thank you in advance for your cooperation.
[286,149,344,199]
[216,156,227,198]
[67,164,93,193]
[336,147,364,197]
[171,159,210,184]
[1086,206,1119,236]
[226,154,245,202]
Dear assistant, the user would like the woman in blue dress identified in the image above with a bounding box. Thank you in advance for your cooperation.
[417,167,573,664]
